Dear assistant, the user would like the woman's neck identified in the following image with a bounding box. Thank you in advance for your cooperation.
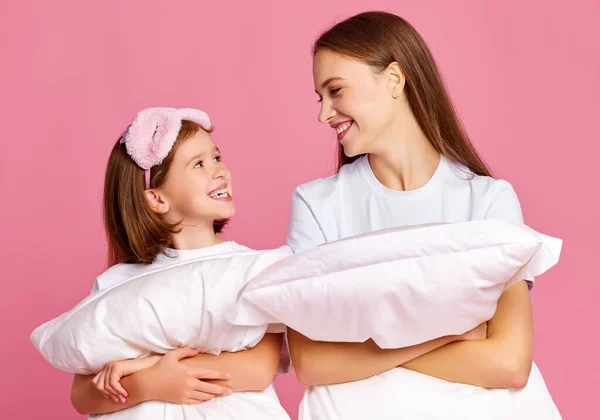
[368,108,441,191]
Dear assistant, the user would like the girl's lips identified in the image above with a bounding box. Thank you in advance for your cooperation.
[207,184,228,196]
[208,185,233,201]
[211,193,233,202]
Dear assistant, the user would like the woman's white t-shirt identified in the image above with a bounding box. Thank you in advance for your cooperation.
[285,155,557,420]
[287,154,526,252]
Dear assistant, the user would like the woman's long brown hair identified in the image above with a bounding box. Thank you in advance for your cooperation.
[314,11,491,177]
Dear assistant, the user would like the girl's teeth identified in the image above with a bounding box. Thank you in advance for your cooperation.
[210,188,229,199]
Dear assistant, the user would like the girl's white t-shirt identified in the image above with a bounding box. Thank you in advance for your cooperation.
[87,241,292,420]
[91,241,246,294]
[90,240,291,368]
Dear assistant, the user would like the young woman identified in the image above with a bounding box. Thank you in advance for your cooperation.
[286,11,561,419]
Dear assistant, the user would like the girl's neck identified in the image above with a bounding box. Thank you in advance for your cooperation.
[170,222,225,250]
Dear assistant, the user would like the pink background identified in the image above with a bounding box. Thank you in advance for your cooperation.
[1,0,598,418]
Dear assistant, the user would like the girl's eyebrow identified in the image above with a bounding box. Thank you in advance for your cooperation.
[187,147,220,165]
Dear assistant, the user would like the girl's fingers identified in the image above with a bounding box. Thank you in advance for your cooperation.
[189,391,218,402]
[194,380,232,396]
[192,368,231,381]
[109,370,128,398]
[95,370,107,393]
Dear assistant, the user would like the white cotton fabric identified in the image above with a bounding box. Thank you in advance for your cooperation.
[284,154,562,419]
[30,242,291,420]
[229,219,561,349]
[299,363,562,420]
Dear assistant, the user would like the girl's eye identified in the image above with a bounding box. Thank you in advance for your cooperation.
[194,156,221,168]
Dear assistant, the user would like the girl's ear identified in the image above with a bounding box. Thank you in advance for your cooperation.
[144,189,170,215]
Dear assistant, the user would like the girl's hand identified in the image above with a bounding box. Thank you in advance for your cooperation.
[139,347,233,405]
[92,355,161,403]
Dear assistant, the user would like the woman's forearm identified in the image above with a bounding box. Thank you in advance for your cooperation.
[401,281,533,389]
[289,330,459,386]
[401,337,528,389]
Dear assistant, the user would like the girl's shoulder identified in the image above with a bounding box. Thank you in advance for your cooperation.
[91,244,292,294]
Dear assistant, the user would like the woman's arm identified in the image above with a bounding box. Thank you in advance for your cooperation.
[401,280,533,389]
[289,325,485,386]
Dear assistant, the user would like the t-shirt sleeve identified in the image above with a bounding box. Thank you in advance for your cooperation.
[483,180,534,290]
[90,279,100,295]
[482,180,524,224]
[266,323,291,374]
[286,186,327,253]
[247,247,294,374]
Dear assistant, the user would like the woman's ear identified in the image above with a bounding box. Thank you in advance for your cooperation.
[386,62,406,98]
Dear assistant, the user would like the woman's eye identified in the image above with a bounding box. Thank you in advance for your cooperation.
[317,88,340,103]
[194,160,203,168]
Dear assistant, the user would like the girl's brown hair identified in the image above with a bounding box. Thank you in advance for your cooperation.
[314,11,491,177]
[103,121,227,267]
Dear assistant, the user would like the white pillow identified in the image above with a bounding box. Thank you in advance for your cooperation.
[299,362,561,420]
[228,220,561,349]
[31,247,291,375]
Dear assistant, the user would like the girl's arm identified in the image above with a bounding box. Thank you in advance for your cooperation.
[401,280,533,389]
[72,333,282,415]
[71,347,231,415]
[289,325,486,386]
[72,371,150,415]
[180,333,283,391]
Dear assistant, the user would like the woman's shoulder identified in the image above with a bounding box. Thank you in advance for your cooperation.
[294,156,364,202]
[446,158,517,198]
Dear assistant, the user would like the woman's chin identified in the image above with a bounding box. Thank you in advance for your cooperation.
[341,142,363,158]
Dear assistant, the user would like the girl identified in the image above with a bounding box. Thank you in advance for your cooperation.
[69,107,290,419]
[286,11,561,419]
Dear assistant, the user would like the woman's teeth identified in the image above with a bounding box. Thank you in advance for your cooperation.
[210,188,229,199]
[336,122,352,135]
